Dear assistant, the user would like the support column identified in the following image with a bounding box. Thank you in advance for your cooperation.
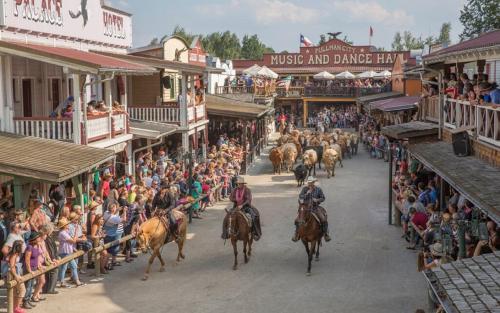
[456,63,465,76]
[126,142,133,175]
[71,175,84,212]
[13,177,24,209]
[388,144,393,225]
[0,56,5,132]
[72,74,82,145]
[105,79,113,139]
[477,59,486,74]
[303,100,308,128]
[3,55,14,133]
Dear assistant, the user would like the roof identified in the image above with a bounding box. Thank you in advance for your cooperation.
[410,141,500,223]
[129,120,178,140]
[423,251,500,313]
[0,40,156,75]
[0,132,115,183]
[357,91,403,104]
[370,96,420,112]
[424,30,500,64]
[235,66,391,75]
[93,51,205,74]
[382,121,439,139]
[206,95,273,119]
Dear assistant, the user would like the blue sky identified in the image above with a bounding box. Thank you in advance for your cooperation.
[109,0,465,52]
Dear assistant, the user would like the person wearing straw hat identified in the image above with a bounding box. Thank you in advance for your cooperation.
[56,218,85,288]
[222,176,261,241]
[293,176,331,242]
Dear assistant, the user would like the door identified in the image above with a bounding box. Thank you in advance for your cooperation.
[51,78,61,110]
[22,79,32,117]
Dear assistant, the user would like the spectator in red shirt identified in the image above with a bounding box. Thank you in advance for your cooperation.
[407,207,428,250]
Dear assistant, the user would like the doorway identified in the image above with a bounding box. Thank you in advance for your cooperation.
[51,78,61,110]
[22,79,33,117]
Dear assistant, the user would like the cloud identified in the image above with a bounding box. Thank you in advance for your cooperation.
[194,3,228,17]
[333,0,414,27]
[247,0,321,25]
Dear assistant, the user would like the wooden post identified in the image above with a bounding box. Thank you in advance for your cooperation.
[303,100,308,128]
[388,145,393,225]
[94,238,101,276]
[7,272,14,313]
[72,74,82,144]
[71,175,84,210]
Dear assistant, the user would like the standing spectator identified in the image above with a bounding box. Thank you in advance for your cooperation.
[90,214,109,273]
[190,176,203,219]
[56,218,85,288]
[23,232,45,307]
[103,203,127,269]
[40,224,59,295]
[49,183,66,221]
[5,240,26,313]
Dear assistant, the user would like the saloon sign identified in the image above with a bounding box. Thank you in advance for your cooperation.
[234,38,410,70]
[0,0,132,47]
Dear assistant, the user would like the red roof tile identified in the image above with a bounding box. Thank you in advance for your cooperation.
[0,40,156,73]
[424,30,500,60]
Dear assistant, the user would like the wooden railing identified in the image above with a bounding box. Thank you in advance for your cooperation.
[276,86,305,97]
[195,104,206,121]
[215,86,254,94]
[420,96,440,122]
[443,98,500,147]
[304,85,391,97]
[128,105,181,123]
[13,117,74,141]
[85,112,128,143]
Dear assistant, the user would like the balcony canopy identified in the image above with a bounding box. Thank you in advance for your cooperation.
[129,120,178,140]
[370,96,419,112]
[0,132,115,183]
[206,95,273,119]
[410,141,500,223]
[381,121,439,140]
[0,40,157,75]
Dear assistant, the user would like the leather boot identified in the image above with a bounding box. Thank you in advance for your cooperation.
[291,223,300,242]
[322,222,331,242]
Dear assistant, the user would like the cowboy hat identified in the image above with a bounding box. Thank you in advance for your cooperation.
[236,176,246,184]
[87,201,100,210]
[28,231,41,242]
[57,217,71,229]
[306,176,317,184]
[430,243,444,257]
[69,212,80,222]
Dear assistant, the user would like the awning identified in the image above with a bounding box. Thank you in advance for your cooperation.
[0,40,157,75]
[0,132,115,183]
[410,141,500,223]
[357,92,402,109]
[423,251,500,313]
[206,95,274,119]
[370,96,419,112]
[381,121,439,139]
[95,51,205,74]
[129,120,178,140]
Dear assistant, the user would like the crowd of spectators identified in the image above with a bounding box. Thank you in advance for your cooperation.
[306,106,360,131]
[306,78,391,89]
[0,135,246,313]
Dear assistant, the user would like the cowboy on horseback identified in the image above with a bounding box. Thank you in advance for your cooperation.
[292,176,331,242]
[152,183,178,240]
[221,176,262,241]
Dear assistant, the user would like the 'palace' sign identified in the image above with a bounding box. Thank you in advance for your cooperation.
[233,38,410,71]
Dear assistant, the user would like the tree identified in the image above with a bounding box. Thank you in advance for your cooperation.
[202,31,241,60]
[377,47,386,51]
[391,32,403,51]
[168,25,196,45]
[438,22,451,45]
[459,0,500,40]
[241,34,266,59]
[319,34,326,45]
[402,31,424,50]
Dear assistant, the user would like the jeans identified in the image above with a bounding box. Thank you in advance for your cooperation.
[57,253,79,283]
[24,278,34,301]
[43,268,59,293]
[104,233,122,256]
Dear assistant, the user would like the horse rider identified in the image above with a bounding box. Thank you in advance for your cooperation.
[221,176,262,241]
[152,182,178,240]
[292,176,331,242]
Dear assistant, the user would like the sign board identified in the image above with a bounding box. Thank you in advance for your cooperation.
[0,0,132,47]
[233,38,410,71]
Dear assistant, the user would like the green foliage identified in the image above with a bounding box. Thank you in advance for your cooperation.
[459,0,500,40]
[391,32,403,51]
[438,22,452,45]
[241,34,273,59]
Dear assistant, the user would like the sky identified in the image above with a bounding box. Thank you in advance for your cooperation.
[108,0,466,52]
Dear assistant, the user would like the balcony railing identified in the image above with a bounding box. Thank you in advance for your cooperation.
[276,87,305,97]
[215,85,275,97]
[420,96,440,122]
[14,117,74,141]
[304,85,392,97]
[444,98,500,147]
[13,112,129,143]
[128,105,180,123]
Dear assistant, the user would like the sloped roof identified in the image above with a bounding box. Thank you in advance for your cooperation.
[206,95,273,119]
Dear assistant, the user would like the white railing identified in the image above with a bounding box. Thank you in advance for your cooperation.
[444,98,477,129]
[477,105,500,146]
[128,106,180,123]
[195,104,205,121]
[443,98,500,147]
[13,118,74,141]
[188,106,195,122]
[86,113,128,142]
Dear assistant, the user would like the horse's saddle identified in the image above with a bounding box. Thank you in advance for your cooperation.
[311,212,321,224]
[237,210,252,228]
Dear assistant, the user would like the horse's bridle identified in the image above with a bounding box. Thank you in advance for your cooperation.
[227,210,240,237]
[297,204,313,226]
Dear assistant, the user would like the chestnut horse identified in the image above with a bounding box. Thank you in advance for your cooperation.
[296,202,322,275]
[224,208,253,270]
[136,210,187,280]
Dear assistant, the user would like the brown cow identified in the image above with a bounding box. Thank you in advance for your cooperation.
[330,143,343,168]
[269,147,284,174]
[302,149,318,176]
[323,148,338,178]
[282,143,298,172]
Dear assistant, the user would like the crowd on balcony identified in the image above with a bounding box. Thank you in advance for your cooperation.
[389,143,499,311]
[424,73,500,105]
[307,78,391,89]
[49,96,127,119]
[0,135,246,312]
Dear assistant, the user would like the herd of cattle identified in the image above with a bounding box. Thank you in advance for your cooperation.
[269,129,359,186]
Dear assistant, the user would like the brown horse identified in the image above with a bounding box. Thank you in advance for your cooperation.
[224,208,253,270]
[296,202,323,275]
[136,210,187,280]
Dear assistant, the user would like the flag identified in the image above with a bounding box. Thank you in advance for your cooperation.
[369,26,373,37]
[276,76,292,91]
[300,34,313,47]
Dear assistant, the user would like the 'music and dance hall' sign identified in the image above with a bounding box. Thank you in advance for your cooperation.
[233,38,410,72]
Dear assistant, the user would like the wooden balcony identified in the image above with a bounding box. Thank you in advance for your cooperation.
[275,86,304,98]
[215,86,275,98]
[128,103,206,125]
[13,112,129,144]
[304,85,392,97]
